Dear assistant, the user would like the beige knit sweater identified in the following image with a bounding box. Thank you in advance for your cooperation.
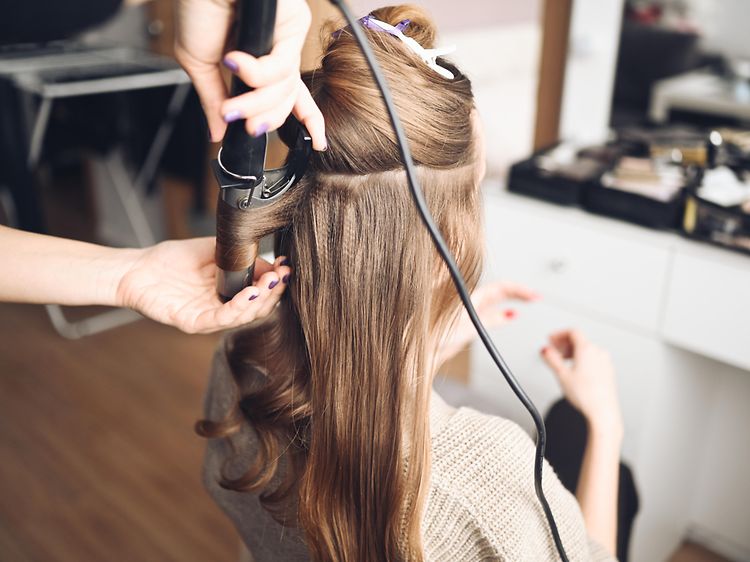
[203,348,616,562]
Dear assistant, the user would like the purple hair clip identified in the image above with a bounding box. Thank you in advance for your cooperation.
[332,15,411,39]
[330,14,456,79]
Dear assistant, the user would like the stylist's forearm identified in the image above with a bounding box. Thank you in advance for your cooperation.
[0,226,138,306]
[576,420,622,556]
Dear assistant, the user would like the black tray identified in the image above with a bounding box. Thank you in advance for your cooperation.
[583,183,686,230]
[507,146,606,206]
[581,166,701,230]
[682,186,750,256]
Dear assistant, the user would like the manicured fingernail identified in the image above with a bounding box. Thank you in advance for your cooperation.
[268,279,279,289]
[282,274,290,284]
[222,57,239,73]
[280,258,290,266]
[504,309,517,319]
[253,122,269,137]
[224,110,243,123]
[249,293,258,301]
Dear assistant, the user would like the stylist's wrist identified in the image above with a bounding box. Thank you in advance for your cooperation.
[105,247,143,309]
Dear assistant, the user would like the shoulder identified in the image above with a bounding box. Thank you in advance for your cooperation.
[425,407,609,561]
[430,406,536,489]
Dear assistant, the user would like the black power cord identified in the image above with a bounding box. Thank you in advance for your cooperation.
[328,1,570,560]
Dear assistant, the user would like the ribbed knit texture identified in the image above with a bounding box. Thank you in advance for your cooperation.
[203,348,616,562]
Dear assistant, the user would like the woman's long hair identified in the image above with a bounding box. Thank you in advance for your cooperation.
[198,6,483,561]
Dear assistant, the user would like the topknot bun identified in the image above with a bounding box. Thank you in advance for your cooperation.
[306,4,474,175]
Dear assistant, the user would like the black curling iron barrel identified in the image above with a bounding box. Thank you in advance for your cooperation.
[213,0,278,302]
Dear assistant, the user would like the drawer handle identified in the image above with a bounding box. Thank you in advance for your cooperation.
[548,259,568,274]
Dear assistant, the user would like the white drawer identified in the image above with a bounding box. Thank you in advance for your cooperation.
[662,249,750,371]
[482,193,671,332]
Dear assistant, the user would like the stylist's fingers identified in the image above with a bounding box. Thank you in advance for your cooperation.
[292,83,327,151]
[189,284,260,334]
[255,257,291,318]
[207,268,284,331]
[223,45,301,91]
[242,91,299,140]
[220,77,298,134]
[540,345,572,382]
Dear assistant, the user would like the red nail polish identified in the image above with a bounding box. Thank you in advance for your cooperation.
[504,309,517,319]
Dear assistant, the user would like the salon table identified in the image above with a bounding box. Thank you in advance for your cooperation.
[469,182,750,562]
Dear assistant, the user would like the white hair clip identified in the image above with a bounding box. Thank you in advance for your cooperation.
[333,15,457,80]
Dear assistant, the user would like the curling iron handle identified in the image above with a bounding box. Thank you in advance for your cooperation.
[222,0,277,174]
[232,0,277,96]
[215,0,277,301]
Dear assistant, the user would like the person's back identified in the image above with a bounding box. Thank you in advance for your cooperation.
[203,347,614,561]
[197,6,617,561]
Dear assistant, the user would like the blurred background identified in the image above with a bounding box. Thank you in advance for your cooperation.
[0,0,748,560]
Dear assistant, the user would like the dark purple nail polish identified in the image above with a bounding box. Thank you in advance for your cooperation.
[268,279,279,289]
[223,57,239,73]
[223,110,242,123]
[280,258,290,266]
[249,293,258,301]
[282,274,290,284]
[253,122,269,137]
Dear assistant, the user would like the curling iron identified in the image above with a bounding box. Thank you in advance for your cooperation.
[213,0,311,302]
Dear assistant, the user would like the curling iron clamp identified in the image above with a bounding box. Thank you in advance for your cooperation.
[213,0,312,302]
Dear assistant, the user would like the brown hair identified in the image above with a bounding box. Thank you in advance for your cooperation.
[199,5,483,561]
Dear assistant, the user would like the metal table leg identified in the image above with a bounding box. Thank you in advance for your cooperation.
[39,83,190,339]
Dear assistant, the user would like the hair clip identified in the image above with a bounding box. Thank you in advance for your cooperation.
[332,15,456,80]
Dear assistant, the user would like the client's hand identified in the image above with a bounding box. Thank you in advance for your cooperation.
[541,330,623,436]
[116,238,290,334]
[437,282,540,364]
[175,0,326,149]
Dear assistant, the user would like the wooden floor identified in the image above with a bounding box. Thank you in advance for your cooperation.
[0,302,237,561]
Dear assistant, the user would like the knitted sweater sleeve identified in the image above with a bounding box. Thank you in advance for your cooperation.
[424,407,617,562]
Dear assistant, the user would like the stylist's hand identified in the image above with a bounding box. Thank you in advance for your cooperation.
[438,282,540,364]
[175,0,326,149]
[116,238,290,334]
[541,330,623,435]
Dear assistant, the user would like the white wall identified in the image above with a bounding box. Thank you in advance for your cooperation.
[560,0,625,144]
[685,0,750,60]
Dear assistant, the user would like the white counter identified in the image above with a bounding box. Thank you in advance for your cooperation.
[469,182,750,561]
